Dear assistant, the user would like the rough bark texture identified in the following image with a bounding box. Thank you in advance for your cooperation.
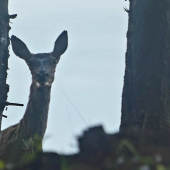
[0,0,10,132]
[120,0,170,132]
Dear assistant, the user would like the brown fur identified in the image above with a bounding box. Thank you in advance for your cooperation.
[0,31,68,164]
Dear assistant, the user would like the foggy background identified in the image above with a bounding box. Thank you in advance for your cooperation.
[2,0,128,153]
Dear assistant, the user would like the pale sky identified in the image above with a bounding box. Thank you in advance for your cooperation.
[2,0,129,153]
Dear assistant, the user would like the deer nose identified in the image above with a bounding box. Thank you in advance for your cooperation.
[36,71,49,78]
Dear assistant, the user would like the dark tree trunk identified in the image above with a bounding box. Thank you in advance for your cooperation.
[0,0,10,132]
[120,0,170,132]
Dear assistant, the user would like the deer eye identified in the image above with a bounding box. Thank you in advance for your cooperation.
[53,59,58,64]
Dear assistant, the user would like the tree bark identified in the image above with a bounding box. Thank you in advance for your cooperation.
[0,0,10,132]
[120,0,170,132]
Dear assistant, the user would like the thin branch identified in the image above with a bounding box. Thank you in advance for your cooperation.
[124,7,130,13]
[8,14,17,19]
[5,102,24,107]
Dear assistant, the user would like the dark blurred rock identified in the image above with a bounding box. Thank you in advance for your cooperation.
[8,126,170,170]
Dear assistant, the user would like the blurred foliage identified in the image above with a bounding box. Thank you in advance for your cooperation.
[2,127,170,170]
[115,139,170,170]
[0,160,5,170]
[22,135,42,163]
[60,156,70,170]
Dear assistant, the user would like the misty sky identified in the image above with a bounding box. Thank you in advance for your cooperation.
[2,0,129,153]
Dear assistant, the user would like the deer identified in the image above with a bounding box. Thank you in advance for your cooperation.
[0,31,68,164]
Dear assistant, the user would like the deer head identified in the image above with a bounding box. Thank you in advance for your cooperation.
[11,31,68,87]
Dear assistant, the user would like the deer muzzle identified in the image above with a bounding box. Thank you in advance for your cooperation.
[35,71,49,84]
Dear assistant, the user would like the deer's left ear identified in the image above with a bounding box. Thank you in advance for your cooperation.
[52,31,68,59]
[11,35,32,61]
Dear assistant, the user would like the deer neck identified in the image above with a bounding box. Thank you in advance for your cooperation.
[19,83,51,138]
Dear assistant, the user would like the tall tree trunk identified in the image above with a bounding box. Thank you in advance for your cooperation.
[0,0,10,132]
[120,0,170,132]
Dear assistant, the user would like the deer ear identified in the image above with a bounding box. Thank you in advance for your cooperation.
[52,31,68,59]
[11,35,32,61]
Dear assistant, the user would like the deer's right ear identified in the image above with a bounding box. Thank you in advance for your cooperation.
[11,35,32,61]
